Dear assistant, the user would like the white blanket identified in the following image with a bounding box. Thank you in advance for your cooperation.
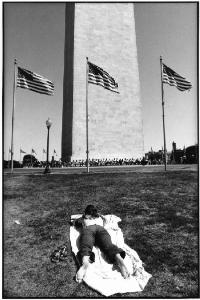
[70,214,152,296]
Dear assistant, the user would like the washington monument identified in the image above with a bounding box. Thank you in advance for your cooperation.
[62,3,144,162]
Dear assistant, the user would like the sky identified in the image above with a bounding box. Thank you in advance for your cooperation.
[3,2,198,161]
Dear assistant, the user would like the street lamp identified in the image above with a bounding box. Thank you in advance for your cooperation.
[44,118,52,174]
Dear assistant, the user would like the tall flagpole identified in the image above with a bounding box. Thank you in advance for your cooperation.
[11,59,17,173]
[31,150,33,167]
[86,57,89,173]
[160,56,167,171]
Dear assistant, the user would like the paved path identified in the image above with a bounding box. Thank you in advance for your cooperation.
[4,164,198,175]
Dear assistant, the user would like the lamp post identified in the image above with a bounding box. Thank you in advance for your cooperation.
[44,118,52,174]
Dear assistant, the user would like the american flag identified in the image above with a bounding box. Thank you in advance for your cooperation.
[162,63,192,92]
[17,66,54,96]
[20,148,26,153]
[88,61,119,93]
[32,149,36,154]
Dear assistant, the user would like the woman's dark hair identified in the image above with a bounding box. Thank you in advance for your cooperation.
[84,205,99,217]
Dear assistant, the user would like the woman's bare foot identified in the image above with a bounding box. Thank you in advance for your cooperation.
[76,265,88,283]
[76,256,90,283]
[115,253,131,279]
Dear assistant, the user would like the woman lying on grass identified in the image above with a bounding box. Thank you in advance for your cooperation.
[73,205,131,283]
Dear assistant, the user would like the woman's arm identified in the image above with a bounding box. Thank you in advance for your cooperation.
[99,214,107,226]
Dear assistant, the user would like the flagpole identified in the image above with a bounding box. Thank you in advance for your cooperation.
[160,56,167,171]
[10,59,17,173]
[86,57,89,173]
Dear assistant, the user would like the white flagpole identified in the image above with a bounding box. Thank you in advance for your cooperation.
[160,56,167,171]
[10,59,17,173]
[86,57,89,173]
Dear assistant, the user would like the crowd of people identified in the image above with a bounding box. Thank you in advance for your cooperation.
[59,157,148,168]
[6,143,198,169]
[17,157,150,168]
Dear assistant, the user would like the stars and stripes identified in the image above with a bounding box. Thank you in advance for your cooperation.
[17,66,54,96]
[20,148,26,154]
[162,63,192,92]
[88,61,119,93]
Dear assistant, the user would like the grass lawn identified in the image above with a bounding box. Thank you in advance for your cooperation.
[3,170,199,298]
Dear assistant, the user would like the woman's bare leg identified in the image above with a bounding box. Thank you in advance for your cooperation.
[76,255,91,283]
[115,253,130,279]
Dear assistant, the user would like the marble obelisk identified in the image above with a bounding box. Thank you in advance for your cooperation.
[62,3,144,162]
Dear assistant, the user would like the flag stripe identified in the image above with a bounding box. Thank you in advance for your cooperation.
[163,74,192,86]
[17,79,54,94]
[17,67,54,95]
[88,75,119,93]
[17,79,54,92]
[88,73,117,86]
[163,77,192,91]
[17,77,54,89]
[88,68,118,86]
[162,63,192,91]
[163,76,192,87]
[88,61,119,93]
[88,80,119,93]
[17,81,54,95]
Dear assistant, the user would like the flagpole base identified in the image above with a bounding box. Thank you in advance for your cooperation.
[44,165,51,174]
